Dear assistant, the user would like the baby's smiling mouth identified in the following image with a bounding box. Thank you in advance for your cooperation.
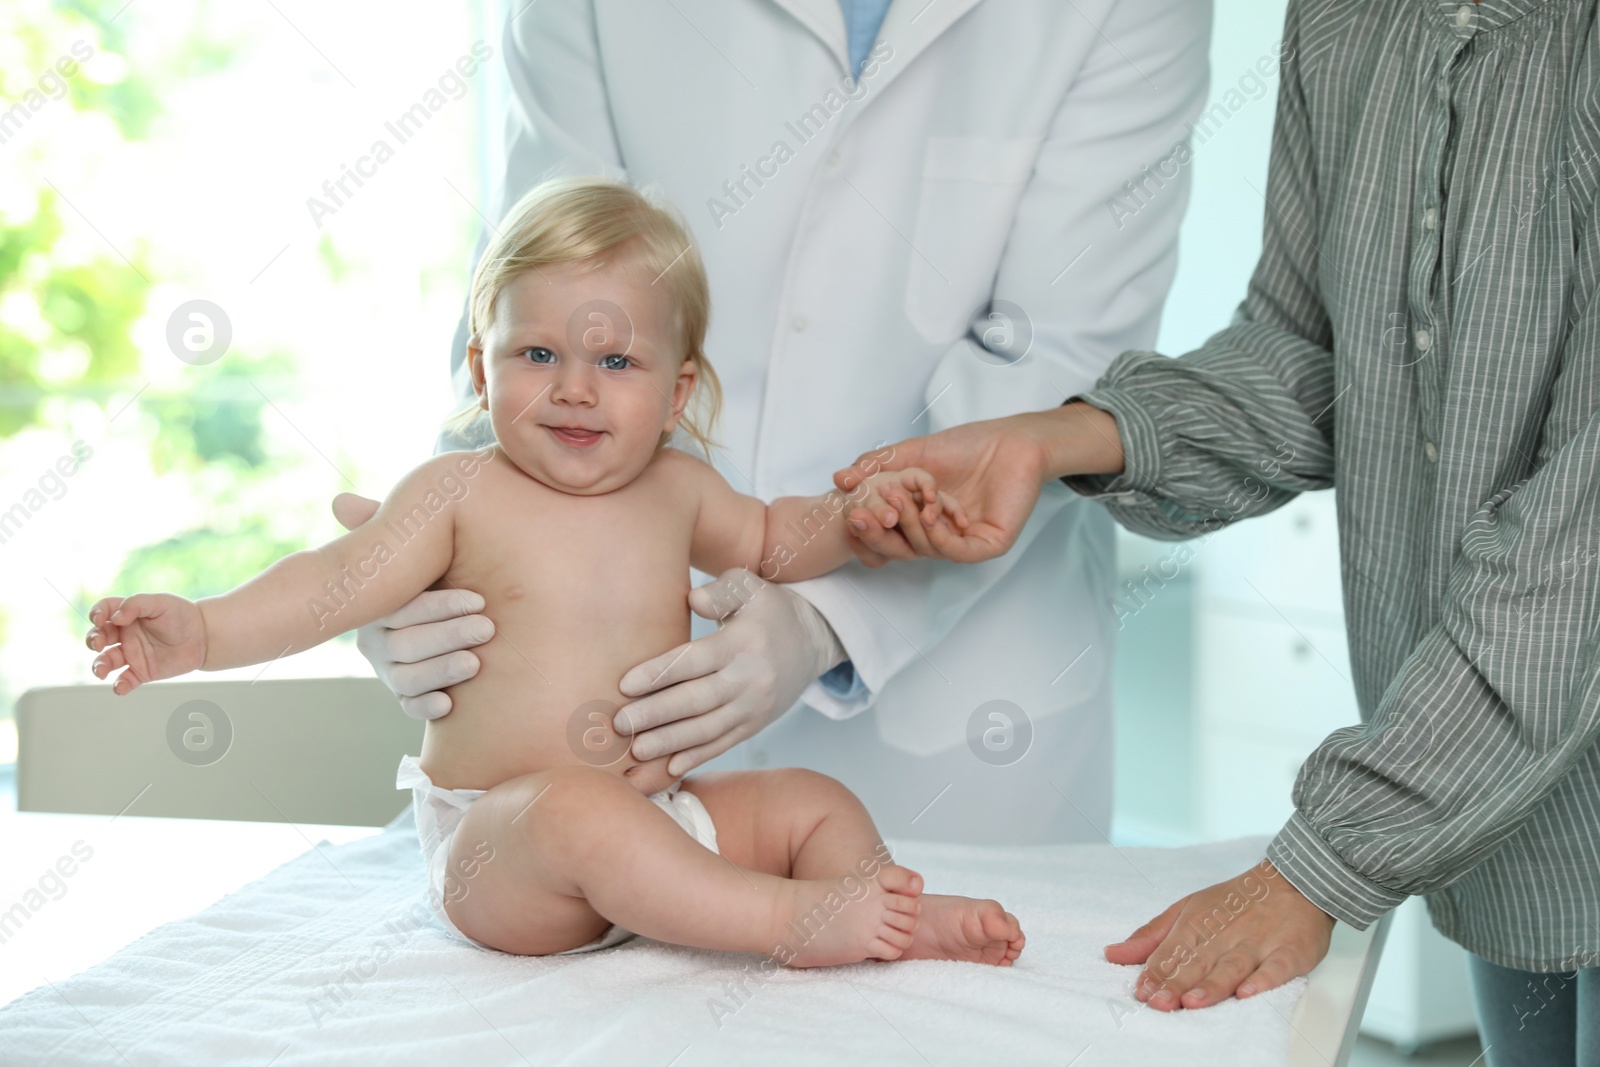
[546,425,605,447]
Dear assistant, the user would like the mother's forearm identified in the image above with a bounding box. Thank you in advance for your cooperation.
[1013,401,1126,482]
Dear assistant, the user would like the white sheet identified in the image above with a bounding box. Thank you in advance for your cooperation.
[0,812,1305,1066]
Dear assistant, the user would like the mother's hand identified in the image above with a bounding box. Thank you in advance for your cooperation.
[834,416,1053,565]
[836,402,1125,565]
[1106,860,1335,1009]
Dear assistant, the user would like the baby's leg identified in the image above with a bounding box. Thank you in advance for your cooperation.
[438,765,915,963]
[686,768,1026,967]
[682,767,925,966]
[682,767,898,881]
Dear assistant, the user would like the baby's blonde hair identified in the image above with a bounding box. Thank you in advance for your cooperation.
[447,175,720,456]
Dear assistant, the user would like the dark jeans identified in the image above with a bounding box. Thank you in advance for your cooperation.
[1467,954,1598,1067]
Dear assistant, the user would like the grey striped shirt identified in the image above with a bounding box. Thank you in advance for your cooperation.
[1066,0,1600,971]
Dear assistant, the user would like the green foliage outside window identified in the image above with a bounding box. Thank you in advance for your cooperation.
[2,1,337,665]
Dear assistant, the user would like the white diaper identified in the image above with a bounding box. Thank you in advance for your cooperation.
[395,755,720,953]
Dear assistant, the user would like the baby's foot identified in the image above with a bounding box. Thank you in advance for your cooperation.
[901,894,1025,966]
[778,865,924,968]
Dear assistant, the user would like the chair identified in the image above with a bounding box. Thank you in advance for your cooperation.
[17,678,421,826]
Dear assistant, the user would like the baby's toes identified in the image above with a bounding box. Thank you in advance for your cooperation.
[876,864,924,899]
[883,902,918,935]
[1000,920,1026,965]
[968,902,1025,964]
[983,905,1020,941]
[877,923,915,953]
[979,903,1020,942]
[882,891,921,932]
[870,933,911,961]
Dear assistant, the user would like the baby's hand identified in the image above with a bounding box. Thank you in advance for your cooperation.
[86,594,208,695]
[847,468,969,544]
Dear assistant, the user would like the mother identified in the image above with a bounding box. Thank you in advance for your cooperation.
[848,1,1600,1060]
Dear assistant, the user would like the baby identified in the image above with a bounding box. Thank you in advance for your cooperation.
[85,176,1024,969]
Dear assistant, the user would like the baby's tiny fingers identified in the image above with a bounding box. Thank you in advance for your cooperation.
[93,645,129,680]
[851,519,918,563]
[86,627,121,653]
[846,504,885,531]
[88,596,123,627]
[108,593,155,624]
[924,519,967,560]
[938,490,970,530]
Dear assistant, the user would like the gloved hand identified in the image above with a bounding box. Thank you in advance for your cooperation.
[333,493,494,720]
[615,568,846,776]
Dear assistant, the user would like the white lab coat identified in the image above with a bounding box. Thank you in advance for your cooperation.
[449,0,1211,844]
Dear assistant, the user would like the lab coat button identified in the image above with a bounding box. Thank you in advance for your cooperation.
[791,315,808,332]
[1424,440,1439,464]
[827,147,842,166]
[1415,329,1432,353]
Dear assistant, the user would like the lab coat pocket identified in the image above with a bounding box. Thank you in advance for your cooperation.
[903,135,1041,345]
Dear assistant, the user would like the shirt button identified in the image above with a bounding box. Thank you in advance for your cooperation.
[1424,207,1438,231]
[1424,440,1439,464]
[827,147,842,166]
[791,315,808,332]
[1455,4,1474,28]
[1415,329,1433,352]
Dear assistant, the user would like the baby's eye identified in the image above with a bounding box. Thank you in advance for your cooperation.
[599,353,631,371]
[521,347,555,364]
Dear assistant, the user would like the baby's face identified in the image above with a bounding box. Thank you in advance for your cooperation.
[470,256,696,495]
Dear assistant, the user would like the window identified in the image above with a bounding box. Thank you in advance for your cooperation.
[0,1,506,761]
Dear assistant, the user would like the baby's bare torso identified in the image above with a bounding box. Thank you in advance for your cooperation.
[418,448,696,794]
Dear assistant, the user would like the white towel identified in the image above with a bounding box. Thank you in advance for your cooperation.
[0,812,1304,1066]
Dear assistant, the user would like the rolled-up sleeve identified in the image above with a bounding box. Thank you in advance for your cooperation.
[1062,3,1337,541]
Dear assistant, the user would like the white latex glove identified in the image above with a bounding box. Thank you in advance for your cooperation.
[615,568,847,776]
[334,493,495,720]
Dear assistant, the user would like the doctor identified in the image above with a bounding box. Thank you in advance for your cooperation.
[338,0,1211,845]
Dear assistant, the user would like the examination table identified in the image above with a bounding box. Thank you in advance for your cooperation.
[1,680,1387,1065]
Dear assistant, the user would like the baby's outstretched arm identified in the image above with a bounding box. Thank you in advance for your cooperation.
[88,451,488,693]
[677,452,962,583]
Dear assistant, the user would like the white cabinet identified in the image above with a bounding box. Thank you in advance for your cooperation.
[1197,488,1345,618]
[1191,492,1359,838]
[1195,612,1357,751]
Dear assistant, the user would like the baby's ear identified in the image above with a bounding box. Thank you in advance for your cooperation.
[466,339,489,403]
[665,357,699,431]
